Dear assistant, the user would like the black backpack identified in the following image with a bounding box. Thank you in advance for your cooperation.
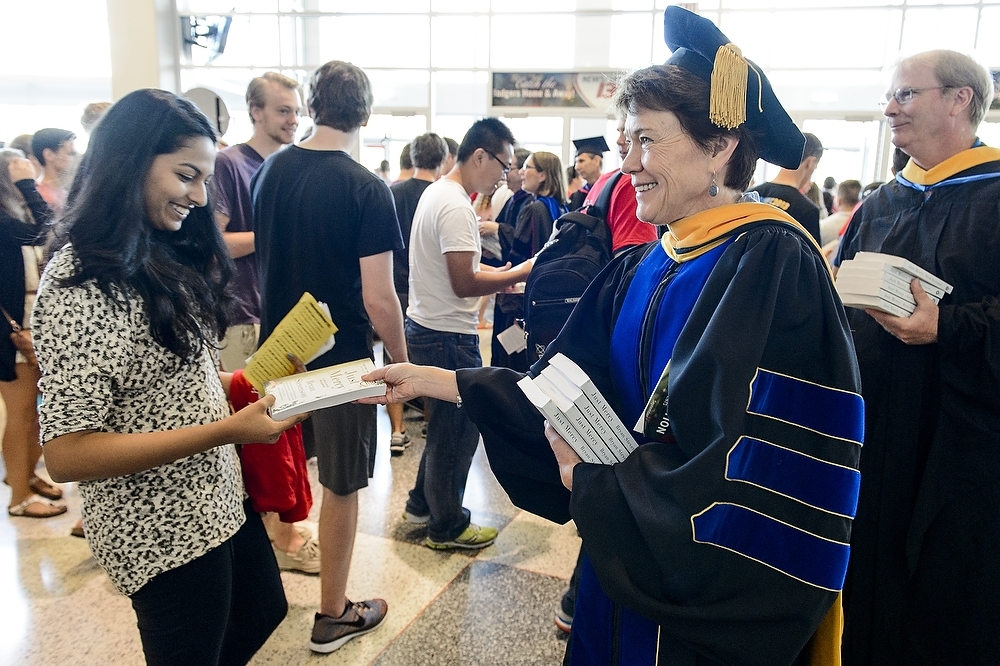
[522,172,619,363]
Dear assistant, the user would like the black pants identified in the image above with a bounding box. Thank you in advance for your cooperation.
[129,503,288,666]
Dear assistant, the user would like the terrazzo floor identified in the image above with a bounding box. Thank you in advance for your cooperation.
[0,334,580,665]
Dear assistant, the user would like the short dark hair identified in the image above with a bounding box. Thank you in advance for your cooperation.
[309,61,373,131]
[801,133,824,163]
[32,128,76,166]
[837,179,862,208]
[513,148,531,169]
[456,118,515,163]
[410,133,448,170]
[399,143,412,170]
[612,65,758,191]
[445,137,459,157]
[823,176,836,190]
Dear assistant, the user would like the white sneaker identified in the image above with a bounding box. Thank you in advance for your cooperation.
[273,534,321,574]
[389,432,411,455]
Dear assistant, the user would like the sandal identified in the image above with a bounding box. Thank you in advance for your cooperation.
[8,494,68,518]
[29,476,63,500]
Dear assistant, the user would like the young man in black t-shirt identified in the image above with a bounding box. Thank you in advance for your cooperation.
[750,132,824,244]
[386,132,448,454]
[252,60,407,654]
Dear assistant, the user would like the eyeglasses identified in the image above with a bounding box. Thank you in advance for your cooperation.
[522,163,543,171]
[879,86,951,108]
[486,151,512,175]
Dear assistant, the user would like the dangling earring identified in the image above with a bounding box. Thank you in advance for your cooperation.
[708,172,719,197]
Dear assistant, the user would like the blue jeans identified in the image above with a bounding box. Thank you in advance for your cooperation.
[404,320,483,542]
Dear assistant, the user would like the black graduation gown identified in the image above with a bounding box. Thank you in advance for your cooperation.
[491,199,557,372]
[838,161,1000,665]
[460,219,862,665]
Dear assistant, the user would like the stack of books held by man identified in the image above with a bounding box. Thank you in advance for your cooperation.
[517,353,638,465]
[836,252,952,317]
[264,358,385,421]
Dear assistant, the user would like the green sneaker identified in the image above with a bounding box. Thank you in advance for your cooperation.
[425,523,498,550]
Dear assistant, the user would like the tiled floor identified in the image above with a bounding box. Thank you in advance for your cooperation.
[0,334,579,666]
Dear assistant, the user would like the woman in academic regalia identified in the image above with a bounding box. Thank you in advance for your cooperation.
[362,7,863,665]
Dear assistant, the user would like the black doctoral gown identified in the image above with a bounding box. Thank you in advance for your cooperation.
[459,212,863,666]
[838,154,1000,665]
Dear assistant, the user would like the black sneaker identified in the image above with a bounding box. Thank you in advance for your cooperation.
[309,598,388,653]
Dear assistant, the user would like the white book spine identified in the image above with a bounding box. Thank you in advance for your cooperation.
[884,266,946,300]
[515,377,601,464]
[548,354,639,454]
[541,366,630,463]
[836,277,917,306]
[533,375,618,464]
[852,252,952,293]
[839,294,911,318]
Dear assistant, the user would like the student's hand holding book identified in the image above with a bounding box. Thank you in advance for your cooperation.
[225,353,310,444]
[224,394,308,445]
[359,363,461,405]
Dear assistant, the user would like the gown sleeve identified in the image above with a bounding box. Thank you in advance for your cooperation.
[458,247,650,524]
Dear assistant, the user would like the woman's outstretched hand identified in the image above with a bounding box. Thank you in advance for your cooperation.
[359,363,459,405]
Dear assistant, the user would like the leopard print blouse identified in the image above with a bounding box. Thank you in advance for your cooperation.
[34,246,245,596]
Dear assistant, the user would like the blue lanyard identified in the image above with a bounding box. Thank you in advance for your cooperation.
[895,170,1000,193]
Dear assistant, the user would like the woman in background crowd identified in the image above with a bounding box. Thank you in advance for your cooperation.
[487,150,566,371]
[0,148,64,518]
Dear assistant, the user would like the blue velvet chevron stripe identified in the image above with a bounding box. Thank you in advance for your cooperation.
[747,369,864,444]
[726,437,860,517]
[692,503,850,591]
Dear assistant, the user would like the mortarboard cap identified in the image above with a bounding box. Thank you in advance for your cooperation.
[662,5,805,170]
[572,136,610,157]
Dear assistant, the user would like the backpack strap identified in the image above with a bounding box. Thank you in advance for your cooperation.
[582,171,624,223]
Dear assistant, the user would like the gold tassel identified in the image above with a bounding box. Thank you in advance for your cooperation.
[710,43,748,129]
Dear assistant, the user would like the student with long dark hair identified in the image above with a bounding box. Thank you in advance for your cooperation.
[32,88,302,666]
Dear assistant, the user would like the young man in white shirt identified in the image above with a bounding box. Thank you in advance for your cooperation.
[404,117,531,549]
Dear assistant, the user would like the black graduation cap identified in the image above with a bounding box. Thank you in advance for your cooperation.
[662,5,805,170]
[572,136,610,157]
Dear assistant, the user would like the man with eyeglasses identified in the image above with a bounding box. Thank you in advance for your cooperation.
[403,117,531,550]
[838,50,1000,665]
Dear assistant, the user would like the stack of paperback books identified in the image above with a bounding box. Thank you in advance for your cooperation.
[517,353,638,465]
[836,252,952,317]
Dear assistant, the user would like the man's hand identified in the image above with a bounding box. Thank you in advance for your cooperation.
[866,279,939,345]
[544,423,583,491]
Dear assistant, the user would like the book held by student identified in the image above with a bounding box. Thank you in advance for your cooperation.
[265,358,385,421]
[243,292,338,393]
